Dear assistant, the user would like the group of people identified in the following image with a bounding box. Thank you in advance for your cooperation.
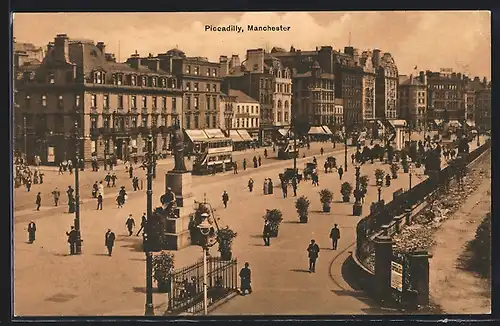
[233,155,263,175]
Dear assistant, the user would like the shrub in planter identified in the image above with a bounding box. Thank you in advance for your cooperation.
[374,169,385,186]
[295,196,310,223]
[152,251,175,293]
[263,209,283,237]
[217,226,237,261]
[340,182,353,202]
[318,189,333,212]
[359,175,369,191]
[390,163,400,179]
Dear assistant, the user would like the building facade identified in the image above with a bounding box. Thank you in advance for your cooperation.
[228,89,260,136]
[292,61,336,126]
[398,74,427,129]
[373,50,398,120]
[359,50,377,121]
[475,85,491,130]
[218,92,236,131]
[14,34,183,165]
[425,70,466,120]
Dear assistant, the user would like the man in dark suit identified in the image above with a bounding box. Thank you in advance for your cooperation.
[262,220,271,246]
[35,192,42,211]
[307,239,320,273]
[105,229,116,256]
[66,226,77,255]
[329,224,341,250]
[27,221,36,244]
[125,214,135,236]
[239,262,252,296]
[136,213,147,236]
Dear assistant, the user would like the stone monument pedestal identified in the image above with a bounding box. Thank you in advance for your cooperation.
[164,170,194,250]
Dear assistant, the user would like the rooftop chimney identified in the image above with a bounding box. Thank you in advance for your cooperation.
[127,52,141,68]
[372,49,381,67]
[96,42,106,53]
[47,42,55,53]
[483,77,487,84]
[54,34,70,63]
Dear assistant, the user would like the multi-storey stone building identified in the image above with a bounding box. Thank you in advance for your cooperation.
[359,50,377,121]
[228,89,260,137]
[475,84,491,130]
[14,34,183,166]
[398,74,427,129]
[373,50,398,120]
[292,61,337,126]
[222,49,291,143]
[218,91,236,131]
[425,70,466,121]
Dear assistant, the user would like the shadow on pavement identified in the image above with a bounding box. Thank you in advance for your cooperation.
[251,244,266,247]
[93,253,110,256]
[52,252,69,257]
[290,269,310,273]
[129,258,145,262]
[249,234,264,238]
[282,220,301,224]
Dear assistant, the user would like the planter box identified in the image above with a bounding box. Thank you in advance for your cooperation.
[269,226,279,238]
[342,196,350,203]
[299,216,308,223]
[157,279,171,293]
[322,205,331,212]
[353,202,363,216]
[392,174,398,179]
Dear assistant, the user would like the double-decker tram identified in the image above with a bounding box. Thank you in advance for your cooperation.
[191,138,234,174]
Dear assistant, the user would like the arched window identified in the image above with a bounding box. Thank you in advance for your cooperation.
[277,70,281,78]
[284,100,289,109]
[277,100,282,109]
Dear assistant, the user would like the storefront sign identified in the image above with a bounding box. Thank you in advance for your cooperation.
[47,147,55,163]
[391,261,403,292]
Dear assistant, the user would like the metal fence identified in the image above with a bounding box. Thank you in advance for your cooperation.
[356,140,491,270]
[167,256,238,315]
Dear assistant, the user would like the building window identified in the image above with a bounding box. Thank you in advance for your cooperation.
[212,84,217,92]
[206,68,210,76]
[104,94,109,108]
[194,97,199,109]
[142,115,148,127]
[131,75,137,86]
[207,95,211,111]
[161,97,167,110]
[194,83,199,91]
[256,118,259,126]
[152,96,157,108]
[284,112,289,122]
[236,119,240,128]
[103,115,110,129]
[212,68,217,77]
[194,115,199,129]
[213,98,217,111]
[90,116,98,130]
[57,95,63,110]
[161,115,166,126]
[118,95,123,108]
[41,95,47,107]
[152,77,157,87]
[194,67,199,75]
[91,94,96,108]
[142,96,147,108]
[251,106,254,114]
[172,98,177,112]
[131,116,137,128]
[186,96,191,109]
[161,78,166,87]
[246,118,249,128]
[152,115,158,127]
[206,84,210,92]
[114,74,122,85]
[25,95,31,109]
[255,106,259,114]
[186,66,191,74]
[186,82,191,91]
[142,76,147,86]
[132,96,137,108]
[205,115,210,127]
[49,73,55,84]
[186,116,191,129]
[213,115,217,128]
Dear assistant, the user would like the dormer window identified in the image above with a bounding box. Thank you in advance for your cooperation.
[194,67,199,75]
[160,78,166,87]
[194,83,199,91]
[142,76,147,86]
[113,73,122,86]
[131,75,137,86]
[212,84,217,92]
[186,66,191,74]
[152,77,157,87]
[41,95,47,107]
[171,79,176,88]
[186,82,191,91]
[94,71,104,84]
[206,68,210,76]
[212,68,217,77]
[48,73,55,84]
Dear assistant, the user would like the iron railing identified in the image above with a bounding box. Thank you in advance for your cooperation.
[167,256,238,315]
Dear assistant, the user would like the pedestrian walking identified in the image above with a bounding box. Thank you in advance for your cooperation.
[243,159,247,171]
[98,181,104,196]
[67,186,74,201]
[52,188,60,206]
[307,239,320,272]
[239,262,252,296]
[329,224,340,250]
[105,173,111,187]
[268,179,274,195]
[338,166,344,180]
[263,179,269,195]
[233,162,238,174]
[248,178,254,192]
[105,229,116,256]
[292,177,298,197]
[351,153,355,164]
[125,214,135,236]
[111,173,117,187]
[320,147,324,156]
[136,213,147,236]
[222,190,229,208]
[35,192,42,211]
[253,156,258,168]
[132,176,139,191]
[281,182,288,198]
[27,221,36,244]
[26,178,32,192]
[97,194,103,210]
[258,156,262,167]
[129,165,134,178]
[263,220,271,246]
[264,148,268,158]
[66,226,77,255]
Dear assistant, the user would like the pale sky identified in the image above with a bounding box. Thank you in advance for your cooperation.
[13,11,491,79]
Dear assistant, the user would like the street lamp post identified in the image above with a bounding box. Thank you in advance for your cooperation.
[377,184,382,202]
[197,214,212,316]
[144,134,155,316]
[23,115,27,156]
[476,128,480,147]
[353,161,362,216]
[74,117,83,254]
[409,162,413,190]
[343,127,348,172]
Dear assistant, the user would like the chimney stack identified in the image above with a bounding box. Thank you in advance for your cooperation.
[127,52,141,69]
[372,49,381,67]
[96,42,106,53]
[219,56,229,77]
[54,34,70,63]
[483,77,487,85]
[47,42,55,53]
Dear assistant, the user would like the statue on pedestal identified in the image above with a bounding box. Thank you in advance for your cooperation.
[170,124,187,172]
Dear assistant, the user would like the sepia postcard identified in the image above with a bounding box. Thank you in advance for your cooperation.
[12,11,491,317]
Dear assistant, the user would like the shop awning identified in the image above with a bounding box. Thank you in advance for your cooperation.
[236,129,253,142]
[203,128,226,139]
[433,119,444,126]
[308,126,326,135]
[449,120,462,127]
[322,126,333,135]
[388,119,407,128]
[185,129,209,142]
[228,130,245,142]
[277,129,289,137]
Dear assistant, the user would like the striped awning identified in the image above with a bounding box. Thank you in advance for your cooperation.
[185,129,208,142]
[236,129,253,142]
[322,126,333,135]
[228,130,245,142]
[308,126,326,135]
[277,129,289,137]
[203,128,225,139]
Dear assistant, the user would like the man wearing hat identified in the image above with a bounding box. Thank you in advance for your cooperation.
[306,239,320,273]
[161,187,177,216]
[329,224,340,250]
[105,229,116,256]
[125,214,135,236]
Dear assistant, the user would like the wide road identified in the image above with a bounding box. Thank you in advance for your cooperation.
[14,136,487,316]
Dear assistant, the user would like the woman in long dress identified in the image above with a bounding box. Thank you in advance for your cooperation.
[268,179,274,195]
[263,179,269,195]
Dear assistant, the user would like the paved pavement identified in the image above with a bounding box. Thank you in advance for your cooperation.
[13,137,487,316]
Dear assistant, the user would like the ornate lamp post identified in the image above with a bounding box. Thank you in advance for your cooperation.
[343,126,348,172]
[409,162,413,190]
[476,127,480,147]
[352,161,362,216]
[377,182,382,203]
[197,214,212,316]
[73,116,83,254]
[144,134,155,316]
